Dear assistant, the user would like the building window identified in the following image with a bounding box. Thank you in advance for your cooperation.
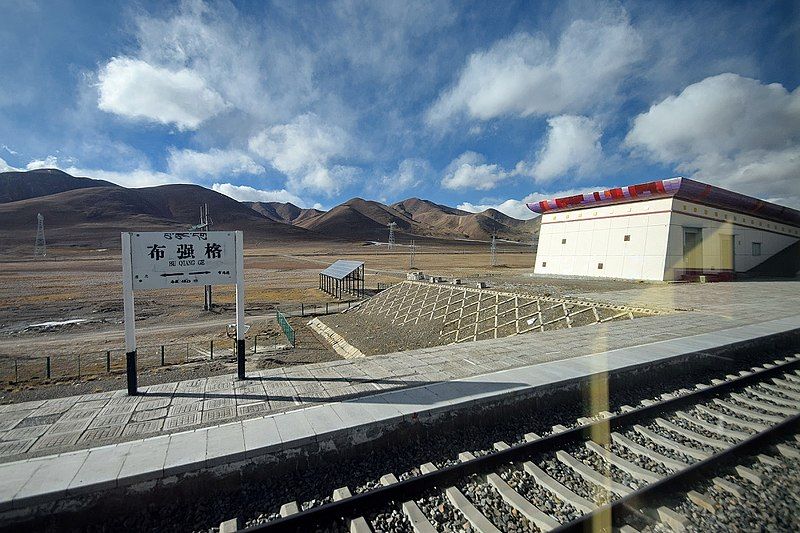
[752,242,761,256]
[597,263,604,269]
[542,261,547,267]
[623,234,631,242]
[561,238,567,244]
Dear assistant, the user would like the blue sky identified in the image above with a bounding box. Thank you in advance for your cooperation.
[1,0,798,218]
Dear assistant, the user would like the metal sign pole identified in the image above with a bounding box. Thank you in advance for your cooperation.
[235,231,246,380]
[121,232,138,395]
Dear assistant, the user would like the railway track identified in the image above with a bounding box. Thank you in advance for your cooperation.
[230,354,800,533]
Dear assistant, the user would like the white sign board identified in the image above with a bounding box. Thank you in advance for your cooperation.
[121,230,246,394]
[128,231,236,290]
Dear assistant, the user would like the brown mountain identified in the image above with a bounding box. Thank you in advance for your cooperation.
[391,198,539,242]
[294,198,417,240]
[247,201,325,224]
[0,179,317,251]
[293,196,539,243]
[0,168,117,203]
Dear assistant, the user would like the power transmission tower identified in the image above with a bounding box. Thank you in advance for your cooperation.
[409,239,416,269]
[34,213,46,257]
[490,232,497,267]
[387,222,397,251]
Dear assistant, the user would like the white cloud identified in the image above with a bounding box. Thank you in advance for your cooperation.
[248,113,356,193]
[167,148,265,179]
[211,182,316,208]
[457,200,538,220]
[530,115,602,182]
[458,186,610,220]
[0,157,20,172]
[97,57,228,130]
[63,166,180,188]
[427,13,643,125]
[625,73,800,206]
[441,151,512,190]
[1,145,18,155]
[26,155,60,170]
[380,158,432,196]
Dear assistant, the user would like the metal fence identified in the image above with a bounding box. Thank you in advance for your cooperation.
[0,335,290,385]
[276,310,296,347]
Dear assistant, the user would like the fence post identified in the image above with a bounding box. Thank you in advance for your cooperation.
[106,351,111,373]
[185,344,189,364]
[78,354,81,378]
[254,335,258,354]
[210,340,214,360]
[161,345,165,366]
[46,357,51,379]
[301,303,304,317]
[326,302,329,314]
[14,359,17,383]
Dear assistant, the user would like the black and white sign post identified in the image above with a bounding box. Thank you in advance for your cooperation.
[121,231,246,395]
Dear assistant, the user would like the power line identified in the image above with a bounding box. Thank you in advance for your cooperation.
[409,239,416,269]
[490,232,497,267]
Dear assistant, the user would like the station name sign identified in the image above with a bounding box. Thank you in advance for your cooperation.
[127,231,237,290]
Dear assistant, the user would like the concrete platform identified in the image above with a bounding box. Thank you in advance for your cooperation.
[0,313,797,515]
[0,281,797,516]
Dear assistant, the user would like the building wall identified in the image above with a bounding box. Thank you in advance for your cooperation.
[664,200,799,280]
[534,198,673,281]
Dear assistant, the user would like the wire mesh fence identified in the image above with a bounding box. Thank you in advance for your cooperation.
[0,335,290,385]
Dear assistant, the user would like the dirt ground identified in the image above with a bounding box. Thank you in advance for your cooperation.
[0,238,646,398]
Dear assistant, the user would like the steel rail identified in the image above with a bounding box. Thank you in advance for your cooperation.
[552,412,800,532]
[242,356,800,532]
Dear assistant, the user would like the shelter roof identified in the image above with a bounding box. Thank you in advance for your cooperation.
[526,177,800,226]
[320,260,364,280]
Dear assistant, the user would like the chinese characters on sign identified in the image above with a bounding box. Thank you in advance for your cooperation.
[128,232,236,290]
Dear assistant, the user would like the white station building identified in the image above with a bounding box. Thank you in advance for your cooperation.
[528,177,800,281]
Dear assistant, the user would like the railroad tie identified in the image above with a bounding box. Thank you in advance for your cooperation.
[401,501,437,533]
[522,461,597,514]
[555,450,633,497]
[331,487,373,533]
[675,411,750,440]
[458,451,476,462]
[585,440,662,483]
[776,443,800,459]
[712,477,745,499]
[746,387,800,411]
[445,486,501,533]
[279,501,299,517]
[695,404,767,432]
[687,490,717,514]
[772,378,800,394]
[735,465,762,486]
[757,454,782,467]
[759,383,800,402]
[655,418,729,449]
[486,473,560,530]
[610,432,687,471]
[618,526,641,533]
[633,424,710,461]
[729,393,797,417]
[711,399,783,424]
[219,517,241,533]
[420,462,438,474]
[654,506,690,532]
[379,473,398,486]
[493,441,510,451]
[524,432,541,442]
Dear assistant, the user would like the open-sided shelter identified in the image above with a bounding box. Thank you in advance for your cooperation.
[319,260,365,299]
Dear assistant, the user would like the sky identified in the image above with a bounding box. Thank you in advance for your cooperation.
[0,0,798,219]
